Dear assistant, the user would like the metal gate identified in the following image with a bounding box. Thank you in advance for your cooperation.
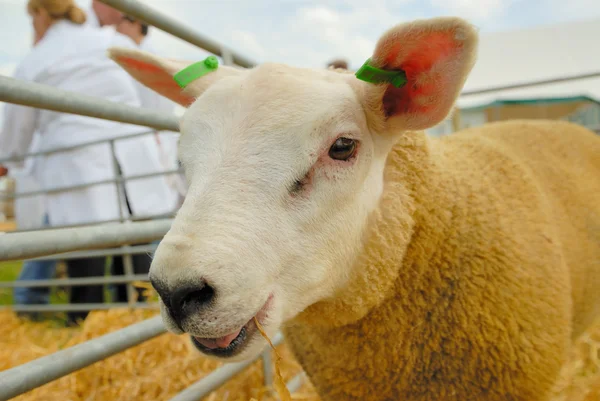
[0,0,599,399]
[0,0,304,399]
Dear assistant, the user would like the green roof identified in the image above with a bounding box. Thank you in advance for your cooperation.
[461,95,600,112]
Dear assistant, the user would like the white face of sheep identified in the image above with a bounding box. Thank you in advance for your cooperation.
[110,16,477,362]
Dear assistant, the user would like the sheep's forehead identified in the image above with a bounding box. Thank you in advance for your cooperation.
[178,65,368,201]
[186,63,362,141]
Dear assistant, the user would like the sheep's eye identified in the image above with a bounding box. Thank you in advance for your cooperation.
[328,137,357,161]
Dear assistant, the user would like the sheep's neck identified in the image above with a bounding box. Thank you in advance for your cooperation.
[289,130,445,327]
[283,132,464,399]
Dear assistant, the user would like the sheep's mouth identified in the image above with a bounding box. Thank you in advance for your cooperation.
[192,322,252,357]
[190,294,273,358]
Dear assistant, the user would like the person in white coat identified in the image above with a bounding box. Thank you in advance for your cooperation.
[9,131,59,319]
[83,2,179,222]
[86,0,123,28]
[0,0,172,324]
[6,29,58,316]
[110,15,187,304]
[116,15,187,201]
[3,0,121,319]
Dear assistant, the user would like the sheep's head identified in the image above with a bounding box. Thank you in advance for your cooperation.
[110,16,477,362]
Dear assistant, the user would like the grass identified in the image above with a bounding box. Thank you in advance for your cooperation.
[0,258,122,327]
[0,260,22,305]
[0,256,157,327]
[0,260,70,306]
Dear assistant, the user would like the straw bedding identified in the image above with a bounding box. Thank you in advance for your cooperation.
[1,309,599,401]
[0,309,315,401]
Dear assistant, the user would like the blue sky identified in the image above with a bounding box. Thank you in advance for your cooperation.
[1,0,600,77]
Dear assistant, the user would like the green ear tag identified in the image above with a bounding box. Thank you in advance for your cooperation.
[355,58,407,88]
[173,56,219,89]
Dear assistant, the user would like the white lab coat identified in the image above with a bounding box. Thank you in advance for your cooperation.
[10,132,47,230]
[86,10,181,219]
[0,19,177,227]
[137,37,188,203]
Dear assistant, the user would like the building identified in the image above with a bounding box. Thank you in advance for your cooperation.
[427,17,600,137]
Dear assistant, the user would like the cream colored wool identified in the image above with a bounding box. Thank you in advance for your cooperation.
[108,15,600,401]
[285,119,600,401]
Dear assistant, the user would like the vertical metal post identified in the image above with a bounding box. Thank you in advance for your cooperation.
[221,46,234,66]
[109,140,136,305]
[110,140,125,223]
[286,372,306,393]
[261,349,274,390]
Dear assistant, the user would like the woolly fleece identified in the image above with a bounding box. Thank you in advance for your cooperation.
[284,119,600,401]
[107,16,600,401]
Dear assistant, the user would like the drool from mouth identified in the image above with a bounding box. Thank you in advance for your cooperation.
[190,294,273,358]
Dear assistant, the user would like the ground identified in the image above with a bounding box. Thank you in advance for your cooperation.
[1,263,599,400]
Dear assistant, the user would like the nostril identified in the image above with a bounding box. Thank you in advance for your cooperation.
[180,285,214,309]
[171,282,215,316]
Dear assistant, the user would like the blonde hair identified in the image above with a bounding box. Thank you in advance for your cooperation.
[27,0,87,25]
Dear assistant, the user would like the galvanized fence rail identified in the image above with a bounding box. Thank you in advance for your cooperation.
[1,0,599,399]
[0,220,300,400]
[0,217,172,312]
[0,1,308,399]
[98,0,254,68]
[0,76,180,132]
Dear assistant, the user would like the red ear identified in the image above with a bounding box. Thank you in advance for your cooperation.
[109,47,197,107]
[367,17,478,131]
[108,47,244,108]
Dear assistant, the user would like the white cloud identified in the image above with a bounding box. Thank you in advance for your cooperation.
[1,0,600,78]
[230,30,266,59]
[286,3,404,69]
[0,63,17,77]
[429,0,514,21]
[546,0,600,19]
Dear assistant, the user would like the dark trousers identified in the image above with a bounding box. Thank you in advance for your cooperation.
[111,250,152,303]
[66,256,106,326]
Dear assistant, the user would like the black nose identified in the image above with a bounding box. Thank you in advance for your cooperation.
[149,275,215,325]
[170,283,215,316]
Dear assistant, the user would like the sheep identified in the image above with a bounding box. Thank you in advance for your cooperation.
[109,16,600,401]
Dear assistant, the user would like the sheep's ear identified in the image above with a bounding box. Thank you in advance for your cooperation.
[108,47,243,107]
[359,17,478,131]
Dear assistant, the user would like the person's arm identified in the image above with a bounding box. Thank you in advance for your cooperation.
[0,42,43,176]
[0,101,39,174]
[0,59,39,174]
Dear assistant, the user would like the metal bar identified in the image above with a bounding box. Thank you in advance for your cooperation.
[286,372,306,393]
[22,243,157,262]
[262,349,274,389]
[221,46,234,66]
[168,333,284,401]
[0,274,150,289]
[0,129,159,165]
[0,219,172,262]
[2,302,159,312]
[27,245,155,261]
[0,316,165,401]
[109,140,137,306]
[110,140,126,223]
[0,76,180,132]
[460,71,600,97]
[1,168,183,200]
[12,213,175,233]
[123,252,136,305]
[98,0,255,68]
